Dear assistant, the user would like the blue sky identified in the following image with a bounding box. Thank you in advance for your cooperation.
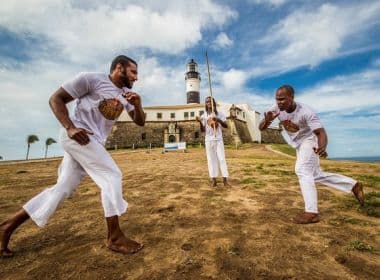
[0,0,380,160]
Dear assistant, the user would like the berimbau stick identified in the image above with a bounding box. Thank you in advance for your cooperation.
[205,51,217,136]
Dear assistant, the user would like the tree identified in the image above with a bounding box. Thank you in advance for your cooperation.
[26,135,39,160]
[44,137,57,158]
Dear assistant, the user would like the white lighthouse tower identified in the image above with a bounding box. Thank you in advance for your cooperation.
[185,59,201,104]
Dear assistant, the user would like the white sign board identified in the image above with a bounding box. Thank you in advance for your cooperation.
[164,142,187,151]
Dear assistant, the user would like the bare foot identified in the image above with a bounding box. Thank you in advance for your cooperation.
[292,212,320,224]
[0,223,14,258]
[352,182,365,206]
[210,178,217,188]
[106,235,143,255]
[223,178,231,187]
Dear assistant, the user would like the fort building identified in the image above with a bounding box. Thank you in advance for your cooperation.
[106,59,285,149]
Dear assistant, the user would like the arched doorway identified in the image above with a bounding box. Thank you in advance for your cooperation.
[168,135,176,143]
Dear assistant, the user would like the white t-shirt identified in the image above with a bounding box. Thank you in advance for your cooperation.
[62,72,135,145]
[200,111,227,141]
[267,102,323,148]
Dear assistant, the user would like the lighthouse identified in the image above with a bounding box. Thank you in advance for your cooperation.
[185,59,201,104]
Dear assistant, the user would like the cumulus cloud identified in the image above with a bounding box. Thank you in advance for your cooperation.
[298,68,380,113]
[136,57,187,105]
[0,0,238,159]
[248,0,288,8]
[199,66,273,110]
[217,68,249,91]
[0,54,191,159]
[212,32,233,49]
[210,63,380,157]
[372,58,380,67]
[295,65,380,157]
[0,0,237,63]
[0,58,85,160]
[317,108,380,157]
[1,1,379,159]
[260,2,380,68]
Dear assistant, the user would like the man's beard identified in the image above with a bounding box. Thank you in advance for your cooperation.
[121,75,132,89]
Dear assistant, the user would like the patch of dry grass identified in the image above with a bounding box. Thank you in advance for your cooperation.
[0,144,379,280]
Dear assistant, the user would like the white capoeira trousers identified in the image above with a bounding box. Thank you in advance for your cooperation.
[205,140,229,178]
[23,130,128,227]
[295,137,356,213]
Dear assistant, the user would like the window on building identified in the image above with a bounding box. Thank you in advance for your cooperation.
[157,112,162,119]
[184,112,189,118]
[170,113,175,119]
[243,112,245,118]
[194,131,199,139]
[199,110,204,116]
[141,133,146,140]
[190,112,195,117]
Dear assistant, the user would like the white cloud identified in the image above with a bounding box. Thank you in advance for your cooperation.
[1,1,379,160]
[212,32,233,49]
[372,58,380,67]
[319,111,380,157]
[217,68,250,91]
[260,2,380,68]
[208,64,380,158]
[298,69,380,113]
[198,66,273,110]
[294,66,380,157]
[0,0,237,63]
[248,0,288,8]
[0,59,84,160]
[136,57,186,105]
[0,55,191,160]
[0,0,239,159]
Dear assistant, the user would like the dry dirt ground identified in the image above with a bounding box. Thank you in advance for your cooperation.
[0,144,379,280]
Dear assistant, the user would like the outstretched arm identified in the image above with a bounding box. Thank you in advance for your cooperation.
[49,87,93,145]
[124,92,145,126]
[259,111,279,131]
[313,128,328,157]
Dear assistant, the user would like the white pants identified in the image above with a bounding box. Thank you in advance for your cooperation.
[295,137,356,213]
[23,130,128,227]
[205,140,229,178]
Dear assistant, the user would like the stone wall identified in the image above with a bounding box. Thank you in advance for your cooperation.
[176,121,205,145]
[106,121,205,149]
[261,128,286,144]
[233,119,252,143]
[106,120,286,149]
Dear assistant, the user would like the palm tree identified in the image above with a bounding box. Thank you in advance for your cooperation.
[26,134,39,160]
[44,137,57,158]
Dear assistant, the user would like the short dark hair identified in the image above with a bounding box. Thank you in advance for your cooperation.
[110,55,138,73]
[277,85,295,97]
